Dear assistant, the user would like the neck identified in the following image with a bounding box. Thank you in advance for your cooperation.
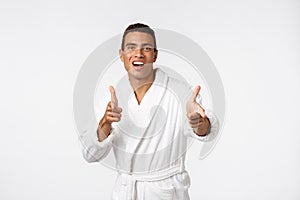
[129,72,154,105]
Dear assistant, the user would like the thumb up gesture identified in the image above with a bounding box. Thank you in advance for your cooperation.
[186,86,210,136]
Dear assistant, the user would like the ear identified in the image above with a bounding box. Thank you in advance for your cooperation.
[153,50,158,62]
[119,49,124,62]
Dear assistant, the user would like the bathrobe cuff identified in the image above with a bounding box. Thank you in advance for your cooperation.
[79,117,115,162]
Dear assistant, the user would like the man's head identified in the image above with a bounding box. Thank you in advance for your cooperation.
[121,23,157,52]
[119,23,158,81]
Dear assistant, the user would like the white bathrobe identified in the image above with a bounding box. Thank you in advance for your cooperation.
[80,68,219,200]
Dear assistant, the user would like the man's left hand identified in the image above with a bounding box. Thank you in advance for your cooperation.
[186,86,210,136]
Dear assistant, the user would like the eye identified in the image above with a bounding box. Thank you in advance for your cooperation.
[126,45,136,51]
[143,47,152,52]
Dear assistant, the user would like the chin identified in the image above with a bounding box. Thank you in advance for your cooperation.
[128,67,153,81]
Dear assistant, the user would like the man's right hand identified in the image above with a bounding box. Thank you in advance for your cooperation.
[97,86,122,142]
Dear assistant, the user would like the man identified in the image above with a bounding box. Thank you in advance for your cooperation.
[81,23,219,200]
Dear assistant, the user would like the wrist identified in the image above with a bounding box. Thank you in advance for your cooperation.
[97,118,112,142]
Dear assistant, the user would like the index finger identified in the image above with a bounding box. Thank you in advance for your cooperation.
[109,85,118,109]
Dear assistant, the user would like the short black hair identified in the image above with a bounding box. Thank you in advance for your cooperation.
[121,23,157,51]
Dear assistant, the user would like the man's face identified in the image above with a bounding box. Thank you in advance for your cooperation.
[119,31,158,80]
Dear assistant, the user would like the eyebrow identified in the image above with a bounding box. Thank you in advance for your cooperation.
[125,43,137,46]
[141,43,154,47]
[125,43,154,47]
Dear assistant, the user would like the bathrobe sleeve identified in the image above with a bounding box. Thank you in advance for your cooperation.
[79,117,115,162]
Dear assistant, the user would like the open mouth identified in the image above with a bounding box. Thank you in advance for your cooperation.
[132,61,144,71]
[132,61,144,67]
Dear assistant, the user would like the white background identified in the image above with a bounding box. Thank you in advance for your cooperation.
[1,0,300,199]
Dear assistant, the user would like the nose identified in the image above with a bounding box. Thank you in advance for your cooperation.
[134,48,144,57]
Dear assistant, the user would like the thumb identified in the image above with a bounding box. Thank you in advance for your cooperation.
[109,85,118,109]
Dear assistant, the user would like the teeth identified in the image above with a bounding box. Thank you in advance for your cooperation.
[133,61,144,65]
